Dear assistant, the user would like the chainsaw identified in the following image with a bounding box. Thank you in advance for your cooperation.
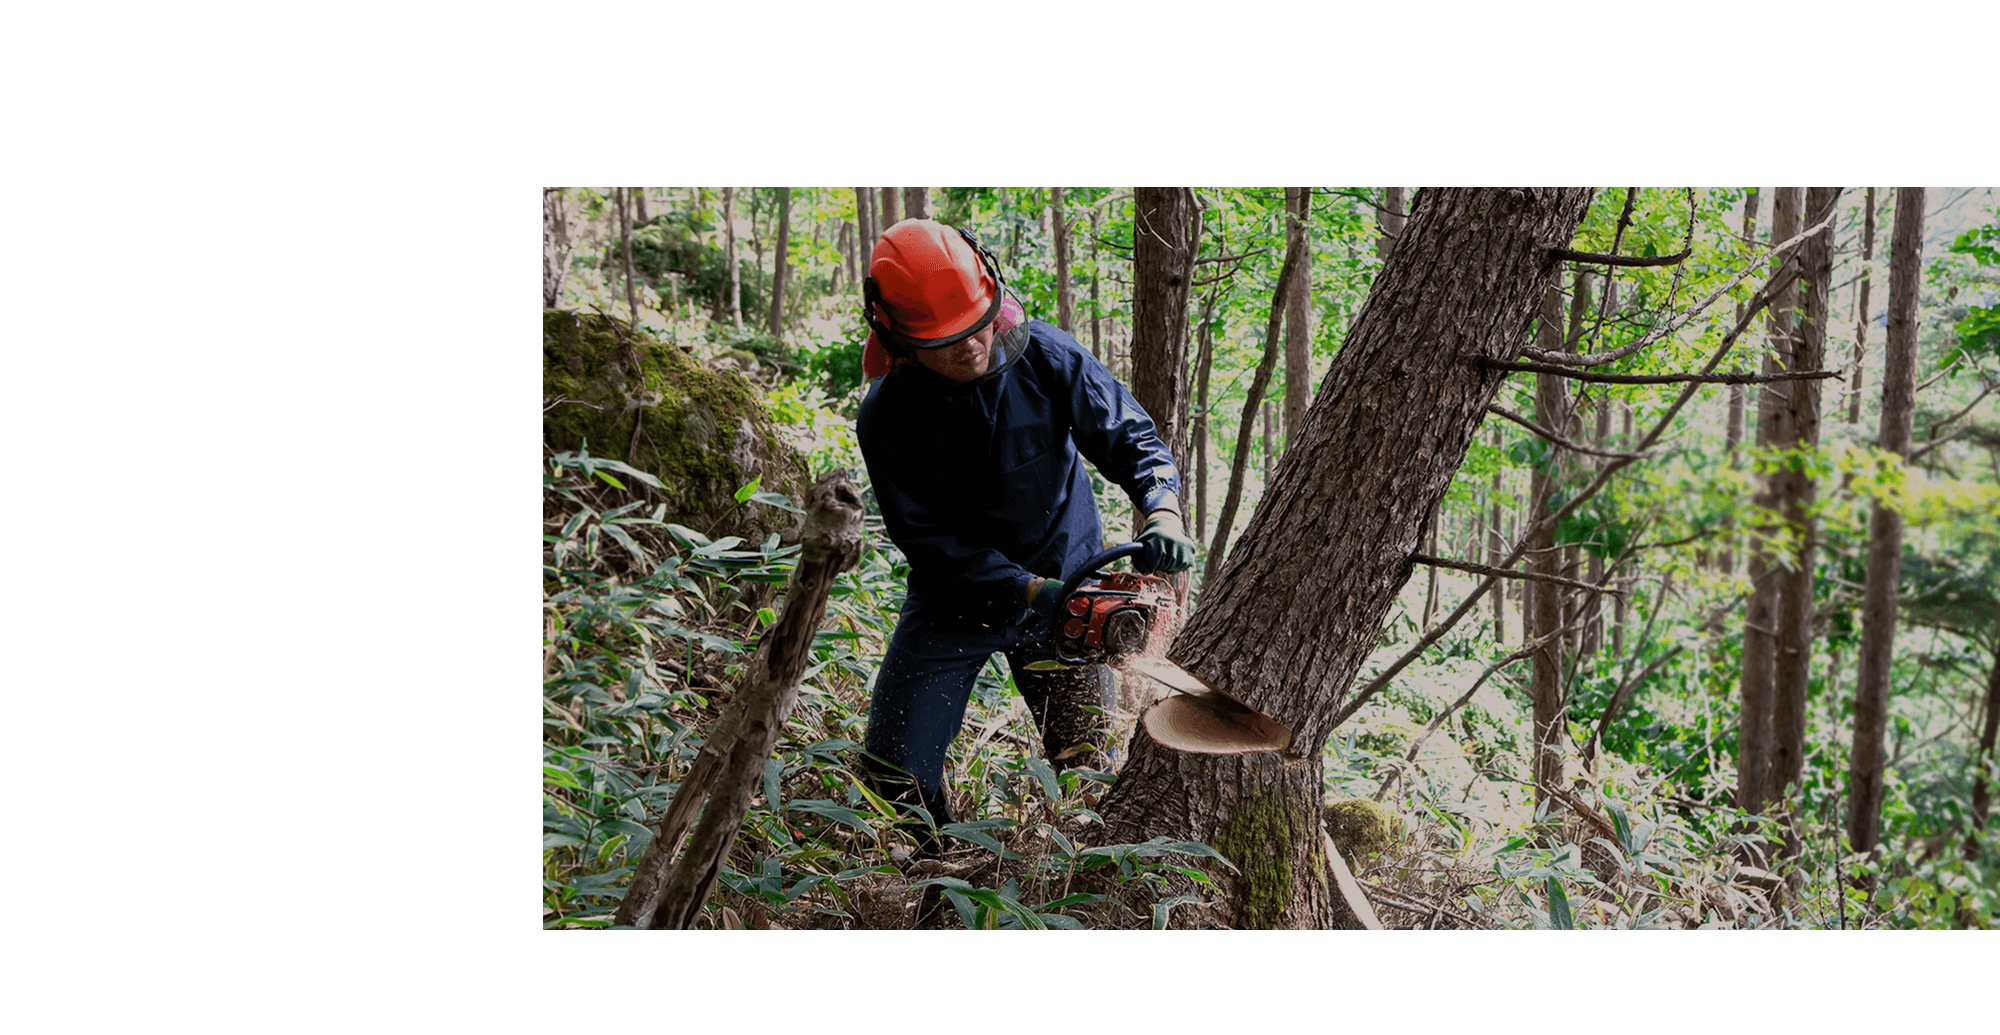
[1047,544,1292,757]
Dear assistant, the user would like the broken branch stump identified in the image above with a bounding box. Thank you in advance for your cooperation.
[613,472,865,929]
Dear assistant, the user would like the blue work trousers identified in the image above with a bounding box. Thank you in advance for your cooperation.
[862,594,1115,829]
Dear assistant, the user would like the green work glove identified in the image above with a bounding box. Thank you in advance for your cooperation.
[1029,577,1067,619]
[1136,514,1196,574]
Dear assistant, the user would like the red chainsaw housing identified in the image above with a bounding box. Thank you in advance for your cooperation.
[1055,571,1182,664]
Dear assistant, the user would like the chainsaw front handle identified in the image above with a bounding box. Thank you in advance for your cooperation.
[1055,542,1147,615]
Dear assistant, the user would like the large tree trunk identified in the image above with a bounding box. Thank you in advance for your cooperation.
[1738,187,1801,816]
[1847,187,1925,860]
[1129,187,1197,467]
[902,186,929,220]
[1282,187,1313,449]
[1098,188,1593,928]
[1771,187,1840,824]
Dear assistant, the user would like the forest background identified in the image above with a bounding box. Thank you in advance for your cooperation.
[543,185,2000,933]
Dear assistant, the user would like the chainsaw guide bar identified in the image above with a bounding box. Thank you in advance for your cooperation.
[1051,544,1292,758]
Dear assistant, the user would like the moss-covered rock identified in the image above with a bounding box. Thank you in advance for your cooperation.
[543,308,810,545]
[1324,797,1404,861]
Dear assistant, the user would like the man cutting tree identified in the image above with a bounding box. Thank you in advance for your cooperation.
[854,218,1197,855]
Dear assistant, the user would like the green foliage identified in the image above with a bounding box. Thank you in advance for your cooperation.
[627,210,767,317]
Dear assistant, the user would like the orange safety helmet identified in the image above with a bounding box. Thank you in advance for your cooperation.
[865,220,1003,351]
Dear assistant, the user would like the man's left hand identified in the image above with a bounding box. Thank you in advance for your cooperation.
[1136,511,1196,574]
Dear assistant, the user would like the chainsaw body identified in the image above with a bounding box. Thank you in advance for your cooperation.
[1051,543,1185,666]
[1049,542,1292,757]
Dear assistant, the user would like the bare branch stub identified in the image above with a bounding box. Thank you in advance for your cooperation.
[1480,359,1843,386]
[1550,247,1693,268]
[1485,404,1654,460]
[1411,553,1628,596]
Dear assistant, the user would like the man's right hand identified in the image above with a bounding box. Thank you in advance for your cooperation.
[1028,576,1065,619]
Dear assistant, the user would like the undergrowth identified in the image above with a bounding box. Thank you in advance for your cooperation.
[543,446,1230,930]
[544,444,1996,930]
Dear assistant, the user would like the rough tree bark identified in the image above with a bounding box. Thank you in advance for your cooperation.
[1129,187,1197,468]
[614,473,867,929]
[1739,187,1801,816]
[902,187,929,220]
[1098,188,1594,928]
[1847,187,1924,860]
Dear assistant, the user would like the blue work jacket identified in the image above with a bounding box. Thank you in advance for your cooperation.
[857,320,1181,628]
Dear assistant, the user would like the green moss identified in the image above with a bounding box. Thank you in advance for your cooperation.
[1212,790,1313,930]
[542,309,808,542]
[1324,798,1403,861]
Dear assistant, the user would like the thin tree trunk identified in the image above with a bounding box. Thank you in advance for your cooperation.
[1849,187,1877,425]
[1378,187,1405,259]
[1489,425,1505,643]
[632,187,648,224]
[902,187,929,220]
[1129,187,1196,467]
[1968,648,2000,860]
[543,187,571,309]
[854,188,876,256]
[615,474,866,929]
[1530,286,1569,806]
[1207,220,1301,580]
[1052,187,1076,334]
[1262,401,1273,481]
[1090,208,1103,358]
[1848,187,1925,862]
[1720,190,1761,577]
[1771,187,1840,828]
[1739,187,1800,816]
[880,187,900,230]
[722,187,742,327]
[1099,188,1594,929]
[1283,187,1313,449]
[1420,499,1441,632]
[619,188,639,327]
[767,187,792,340]
[1194,317,1214,543]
